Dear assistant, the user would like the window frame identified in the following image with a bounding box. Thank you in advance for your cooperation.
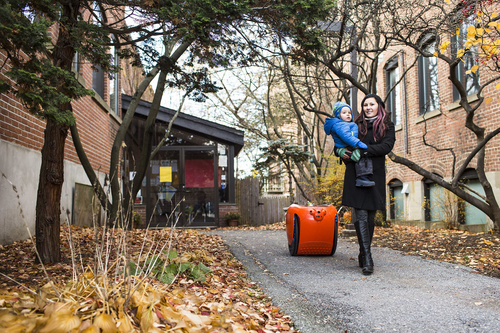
[109,36,119,115]
[384,56,401,125]
[417,34,440,115]
[389,179,404,220]
[451,17,480,101]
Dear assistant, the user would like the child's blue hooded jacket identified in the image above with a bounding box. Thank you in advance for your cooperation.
[324,101,363,149]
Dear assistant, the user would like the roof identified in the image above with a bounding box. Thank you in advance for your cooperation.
[122,95,244,154]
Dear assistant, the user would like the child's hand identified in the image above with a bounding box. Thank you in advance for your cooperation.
[342,150,353,161]
[351,149,361,162]
[357,141,367,149]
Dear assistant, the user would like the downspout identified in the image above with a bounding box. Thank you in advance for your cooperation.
[400,52,410,221]
[401,51,409,156]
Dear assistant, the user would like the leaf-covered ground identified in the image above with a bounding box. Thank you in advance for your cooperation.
[0,223,499,332]
[0,226,297,332]
[370,224,500,279]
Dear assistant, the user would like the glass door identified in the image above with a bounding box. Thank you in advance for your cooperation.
[147,150,181,228]
[147,147,217,228]
[183,148,217,227]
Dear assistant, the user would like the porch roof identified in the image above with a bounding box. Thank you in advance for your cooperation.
[122,95,244,154]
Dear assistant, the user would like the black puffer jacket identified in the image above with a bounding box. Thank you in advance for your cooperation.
[341,120,396,211]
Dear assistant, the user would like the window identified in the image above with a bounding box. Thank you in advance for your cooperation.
[385,56,401,125]
[452,18,480,101]
[389,179,404,220]
[92,1,105,99]
[423,176,445,222]
[458,169,486,225]
[109,41,119,114]
[92,65,105,99]
[418,38,440,115]
[72,52,80,73]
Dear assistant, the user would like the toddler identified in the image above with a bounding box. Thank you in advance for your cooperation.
[324,101,375,187]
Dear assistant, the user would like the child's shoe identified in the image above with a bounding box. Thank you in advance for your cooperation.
[356,177,375,187]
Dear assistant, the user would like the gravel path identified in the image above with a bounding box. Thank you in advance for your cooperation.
[206,229,500,333]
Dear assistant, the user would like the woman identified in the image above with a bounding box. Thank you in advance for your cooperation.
[341,94,395,275]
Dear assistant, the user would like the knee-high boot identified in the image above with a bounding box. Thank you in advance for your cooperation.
[358,219,374,275]
[354,221,364,268]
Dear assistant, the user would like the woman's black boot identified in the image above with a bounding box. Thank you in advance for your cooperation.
[358,216,374,275]
[354,221,364,268]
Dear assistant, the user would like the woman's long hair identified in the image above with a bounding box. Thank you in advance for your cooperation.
[355,94,391,142]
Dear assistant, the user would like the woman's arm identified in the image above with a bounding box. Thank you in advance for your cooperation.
[365,122,396,157]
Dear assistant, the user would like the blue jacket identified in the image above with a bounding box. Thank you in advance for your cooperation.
[324,117,362,148]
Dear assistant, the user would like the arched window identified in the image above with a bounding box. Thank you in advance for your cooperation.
[384,56,401,125]
[417,32,440,115]
[389,179,404,220]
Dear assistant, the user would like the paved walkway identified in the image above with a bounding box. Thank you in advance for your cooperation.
[206,229,500,333]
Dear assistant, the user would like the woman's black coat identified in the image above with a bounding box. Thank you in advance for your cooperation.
[341,121,396,211]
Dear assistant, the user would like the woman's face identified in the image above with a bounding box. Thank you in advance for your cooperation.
[362,97,379,118]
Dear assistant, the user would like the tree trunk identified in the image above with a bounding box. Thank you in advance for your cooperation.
[35,117,68,263]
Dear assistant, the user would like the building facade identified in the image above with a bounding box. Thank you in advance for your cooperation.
[0,48,122,245]
[380,39,500,232]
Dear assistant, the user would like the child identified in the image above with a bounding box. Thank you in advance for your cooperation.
[324,101,375,187]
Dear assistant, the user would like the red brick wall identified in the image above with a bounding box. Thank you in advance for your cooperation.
[0,46,120,175]
[218,203,239,227]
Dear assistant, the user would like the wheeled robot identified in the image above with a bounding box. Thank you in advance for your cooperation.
[286,204,338,256]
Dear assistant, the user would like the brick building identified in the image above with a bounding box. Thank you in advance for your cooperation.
[379,36,500,232]
[0,39,123,244]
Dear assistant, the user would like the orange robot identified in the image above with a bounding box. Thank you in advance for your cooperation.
[286,204,338,256]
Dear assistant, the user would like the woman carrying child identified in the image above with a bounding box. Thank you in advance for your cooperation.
[340,94,395,275]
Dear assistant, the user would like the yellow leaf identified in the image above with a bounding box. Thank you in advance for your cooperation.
[81,326,100,333]
[40,309,81,333]
[485,97,493,104]
[483,240,494,245]
[479,257,487,261]
[93,313,117,333]
[465,69,472,75]
[456,49,465,58]
[467,26,476,34]
[433,51,438,57]
[439,41,451,53]
[492,12,498,18]
[456,27,460,37]
[470,65,479,73]
[476,28,484,36]
[488,22,498,28]
[467,32,476,40]
[446,0,450,4]
[495,82,500,89]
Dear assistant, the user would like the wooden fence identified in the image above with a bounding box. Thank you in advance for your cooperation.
[237,177,290,226]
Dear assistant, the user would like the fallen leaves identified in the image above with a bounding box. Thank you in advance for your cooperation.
[0,226,299,332]
[369,225,500,278]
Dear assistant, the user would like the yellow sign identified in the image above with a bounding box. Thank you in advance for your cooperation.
[160,166,172,182]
